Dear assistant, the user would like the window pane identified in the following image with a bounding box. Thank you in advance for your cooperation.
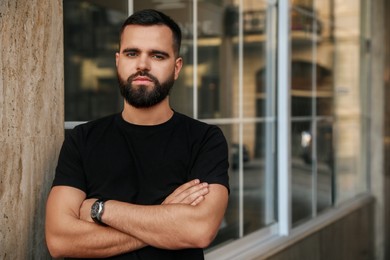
[332,1,368,203]
[243,122,277,234]
[197,1,225,119]
[291,0,318,225]
[64,0,128,121]
[214,124,240,246]
[291,120,313,223]
[316,119,334,213]
[291,0,367,225]
[243,0,277,233]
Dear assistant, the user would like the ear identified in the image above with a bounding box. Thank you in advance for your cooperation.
[174,57,183,80]
[115,52,120,67]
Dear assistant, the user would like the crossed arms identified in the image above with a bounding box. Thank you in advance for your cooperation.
[45,179,228,258]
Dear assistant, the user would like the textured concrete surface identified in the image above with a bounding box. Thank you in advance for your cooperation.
[0,0,64,259]
[260,202,375,260]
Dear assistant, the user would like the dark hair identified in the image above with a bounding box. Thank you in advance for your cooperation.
[120,9,182,57]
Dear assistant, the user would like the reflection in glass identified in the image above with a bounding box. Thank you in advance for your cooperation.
[242,0,277,234]
[290,0,336,225]
[291,121,313,223]
[331,2,367,204]
[64,0,128,121]
[315,120,333,213]
[291,0,367,225]
[197,1,233,119]
[243,122,276,234]
[212,124,239,247]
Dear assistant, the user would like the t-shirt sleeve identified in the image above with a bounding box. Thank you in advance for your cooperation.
[190,126,230,192]
[52,127,87,192]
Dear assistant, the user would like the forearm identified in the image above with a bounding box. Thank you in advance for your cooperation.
[45,186,146,258]
[46,218,146,258]
[102,184,228,249]
[103,202,206,249]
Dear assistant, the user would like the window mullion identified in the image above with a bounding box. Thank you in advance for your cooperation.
[277,0,292,236]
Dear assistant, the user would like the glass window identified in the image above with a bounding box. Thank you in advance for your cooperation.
[332,1,368,203]
[290,0,368,225]
[63,0,128,121]
[63,0,370,256]
[242,0,278,233]
[290,0,334,224]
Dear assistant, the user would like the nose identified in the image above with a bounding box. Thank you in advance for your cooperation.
[136,54,150,71]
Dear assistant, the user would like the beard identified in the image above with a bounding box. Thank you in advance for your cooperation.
[118,70,175,108]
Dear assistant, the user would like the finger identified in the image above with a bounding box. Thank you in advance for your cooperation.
[162,179,201,204]
[169,179,200,197]
[190,195,205,206]
[180,186,209,205]
[169,182,209,204]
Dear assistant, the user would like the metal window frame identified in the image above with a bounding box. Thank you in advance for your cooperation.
[277,0,292,236]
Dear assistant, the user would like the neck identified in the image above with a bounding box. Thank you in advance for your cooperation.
[122,98,173,126]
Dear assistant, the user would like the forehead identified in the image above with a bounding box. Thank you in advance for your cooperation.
[120,25,175,52]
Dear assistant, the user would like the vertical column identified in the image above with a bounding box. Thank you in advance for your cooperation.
[0,0,64,258]
[369,0,386,258]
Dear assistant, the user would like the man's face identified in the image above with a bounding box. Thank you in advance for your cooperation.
[116,25,183,108]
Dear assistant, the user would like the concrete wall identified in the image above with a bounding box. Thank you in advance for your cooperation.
[0,0,64,259]
[261,202,375,260]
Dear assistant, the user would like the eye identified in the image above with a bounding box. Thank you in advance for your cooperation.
[125,51,137,57]
[152,54,165,60]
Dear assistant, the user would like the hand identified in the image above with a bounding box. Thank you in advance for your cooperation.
[162,179,209,206]
[79,179,209,222]
[79,198,96,223]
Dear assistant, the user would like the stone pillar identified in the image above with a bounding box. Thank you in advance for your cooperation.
[0,0,63,259]
[370,0,386,259]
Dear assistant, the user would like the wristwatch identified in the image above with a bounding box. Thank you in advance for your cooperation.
[91,199,107,226]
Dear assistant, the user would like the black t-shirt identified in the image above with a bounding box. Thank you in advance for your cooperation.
[53,111,230,259]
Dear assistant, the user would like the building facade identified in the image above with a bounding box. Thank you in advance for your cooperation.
[0,0,389,259]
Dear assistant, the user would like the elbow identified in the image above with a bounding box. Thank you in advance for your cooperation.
[48,249,63,259]
[46,232,67,258]
[46,241,63,258]
[190,224,219,249]
[194,236,214,249]
[46,240,64,258]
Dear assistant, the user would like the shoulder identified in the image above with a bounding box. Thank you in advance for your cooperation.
[174,112,221,133]
[66,113,120,146]
[173,112,227,145]
[73,113,118,132]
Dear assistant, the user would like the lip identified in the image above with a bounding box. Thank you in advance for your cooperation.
[133,76,153,83]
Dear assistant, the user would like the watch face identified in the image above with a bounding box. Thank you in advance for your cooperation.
[91,201,100,218]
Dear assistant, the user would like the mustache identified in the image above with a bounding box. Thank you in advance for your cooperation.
[127,71,159,84]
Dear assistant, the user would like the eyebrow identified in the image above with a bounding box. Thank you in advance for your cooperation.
[122,48,139,54]
[150,50,170,58]
[121,48,170,58]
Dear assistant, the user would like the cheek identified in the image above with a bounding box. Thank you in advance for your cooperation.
[117,62,134,76]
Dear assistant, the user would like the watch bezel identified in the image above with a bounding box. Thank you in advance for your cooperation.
[91,199,107,225]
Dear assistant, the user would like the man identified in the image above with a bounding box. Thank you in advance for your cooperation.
[45,9,229,259]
